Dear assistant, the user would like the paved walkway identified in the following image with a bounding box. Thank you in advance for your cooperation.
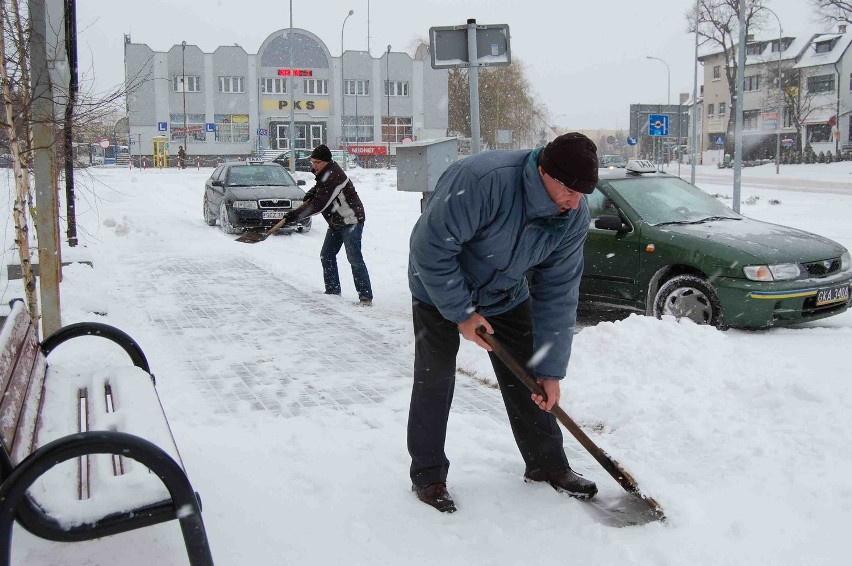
[124,253,543,426]
[109,251,645,524]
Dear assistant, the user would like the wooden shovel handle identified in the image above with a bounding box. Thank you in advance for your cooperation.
[476,327,664,517]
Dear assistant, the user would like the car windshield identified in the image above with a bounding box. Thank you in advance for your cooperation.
[227,165,294,187]
[607,176,742,226]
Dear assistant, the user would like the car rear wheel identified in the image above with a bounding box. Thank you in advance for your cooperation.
[203,195,216,226]
[219,201,242,235]
[653,274,724,328]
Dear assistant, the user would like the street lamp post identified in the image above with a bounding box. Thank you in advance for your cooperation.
[646,56,670,172]
[341,9,354,151]
[386,44,391,165]
[288,0,295,174]
[181,41,187,158]
[762,6,783,175]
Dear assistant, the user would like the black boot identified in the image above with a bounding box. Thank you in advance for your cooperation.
[412,482,457,513]
[524,467,598,500]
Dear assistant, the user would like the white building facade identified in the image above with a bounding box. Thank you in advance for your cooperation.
[124,29,448,162]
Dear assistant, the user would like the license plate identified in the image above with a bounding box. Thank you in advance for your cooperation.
[815,284,850,306]
[262,211,285,220]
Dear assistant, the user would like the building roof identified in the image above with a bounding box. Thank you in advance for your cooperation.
[794,31,852,68]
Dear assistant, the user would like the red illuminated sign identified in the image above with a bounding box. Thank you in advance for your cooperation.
[277,69,313,77]
[347,145,388,156]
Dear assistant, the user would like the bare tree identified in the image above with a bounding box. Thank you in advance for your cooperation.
[1,0,39,323]
[1,1,147,326]
[760,63,834,151]
[811,0,852,24]
[686,0,766,156]
[448,60,539,149]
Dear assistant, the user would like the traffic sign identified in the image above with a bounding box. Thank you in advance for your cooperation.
[157,121,167,132]
[257,128,269,136]
[648,114,669,136]
[205,123,216,133]
[626,136,638,146]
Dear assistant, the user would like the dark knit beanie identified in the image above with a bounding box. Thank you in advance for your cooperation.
[310,144,332,162]
[538,133,599,194]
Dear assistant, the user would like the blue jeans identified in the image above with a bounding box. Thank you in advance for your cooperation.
[320,222,373,300]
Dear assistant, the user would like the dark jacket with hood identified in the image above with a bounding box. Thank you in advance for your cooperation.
[287,160,365,229]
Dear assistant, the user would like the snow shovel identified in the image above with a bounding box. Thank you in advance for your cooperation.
[234,215,291,243]
[475,327,666,522]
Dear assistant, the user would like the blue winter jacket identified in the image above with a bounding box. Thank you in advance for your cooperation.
[408,147,590,379]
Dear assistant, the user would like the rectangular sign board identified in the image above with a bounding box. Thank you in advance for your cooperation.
[429,23,511,69]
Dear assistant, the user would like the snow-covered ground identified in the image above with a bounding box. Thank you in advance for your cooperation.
[2,160,851,565]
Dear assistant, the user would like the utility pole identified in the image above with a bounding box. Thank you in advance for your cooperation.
[732,0,747,213]
[29,0,62,333]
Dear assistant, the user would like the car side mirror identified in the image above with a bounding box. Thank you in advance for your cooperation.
[297,179,306,186]
[595,215,628,232]
[211,179,223,187]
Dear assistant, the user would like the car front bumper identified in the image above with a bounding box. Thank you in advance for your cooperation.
[228,208,311,231]
[714,272,852,328]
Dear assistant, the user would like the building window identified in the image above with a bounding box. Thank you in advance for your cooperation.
[169,113,206,142]
[384,81,409,97]
[815,40,834,54]
[218,76,245,93]
[744,110,759,131]
[381,116,412,143]
[303,79,328,95]
[344,79,370,96]
[849,72,852,91]
[807,74,835,94]
[707,103,714,117]
[260,78,287,94]
[214,114,250,143]
[712,66,721,80]
[719,102,726,116]
[746,43,763,56]
[807,123,831,143]
[342,115,373,142]
[744,75,761,92]
[173,75,200,93]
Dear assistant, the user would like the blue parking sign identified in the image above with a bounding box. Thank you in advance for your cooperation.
[648,114,669,136]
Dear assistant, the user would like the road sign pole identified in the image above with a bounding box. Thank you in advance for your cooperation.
[467,19,481,155]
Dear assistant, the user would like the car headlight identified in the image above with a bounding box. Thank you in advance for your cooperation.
[231,200,258,209]
[743,263,802,281]
[291,200,303,208]
[841,251,851,271]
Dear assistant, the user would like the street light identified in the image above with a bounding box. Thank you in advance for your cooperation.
[646,55,670,172]
[341,9,354,150]
[386,44,391,165]
[762,6,783,175]
[181,41,187,157]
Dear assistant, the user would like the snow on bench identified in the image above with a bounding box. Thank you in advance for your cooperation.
[0,299,213,566]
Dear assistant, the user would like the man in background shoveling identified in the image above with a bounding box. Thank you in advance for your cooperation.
[280,145,373,306]
[407,133,599,513]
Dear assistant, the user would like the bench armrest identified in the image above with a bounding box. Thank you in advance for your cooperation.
[40,322,150,373]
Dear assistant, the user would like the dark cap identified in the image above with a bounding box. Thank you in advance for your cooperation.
[310,144,332,162]
[538,133,599,194]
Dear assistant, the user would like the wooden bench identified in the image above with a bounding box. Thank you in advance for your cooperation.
[0,299,213,565]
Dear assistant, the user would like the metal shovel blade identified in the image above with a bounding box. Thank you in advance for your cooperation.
[234,231,270,244]
[235,216,289,243]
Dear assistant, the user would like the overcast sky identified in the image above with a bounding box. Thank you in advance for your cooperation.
[76,0,827,131]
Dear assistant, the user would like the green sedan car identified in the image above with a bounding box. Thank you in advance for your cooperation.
[581,160,852,329]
